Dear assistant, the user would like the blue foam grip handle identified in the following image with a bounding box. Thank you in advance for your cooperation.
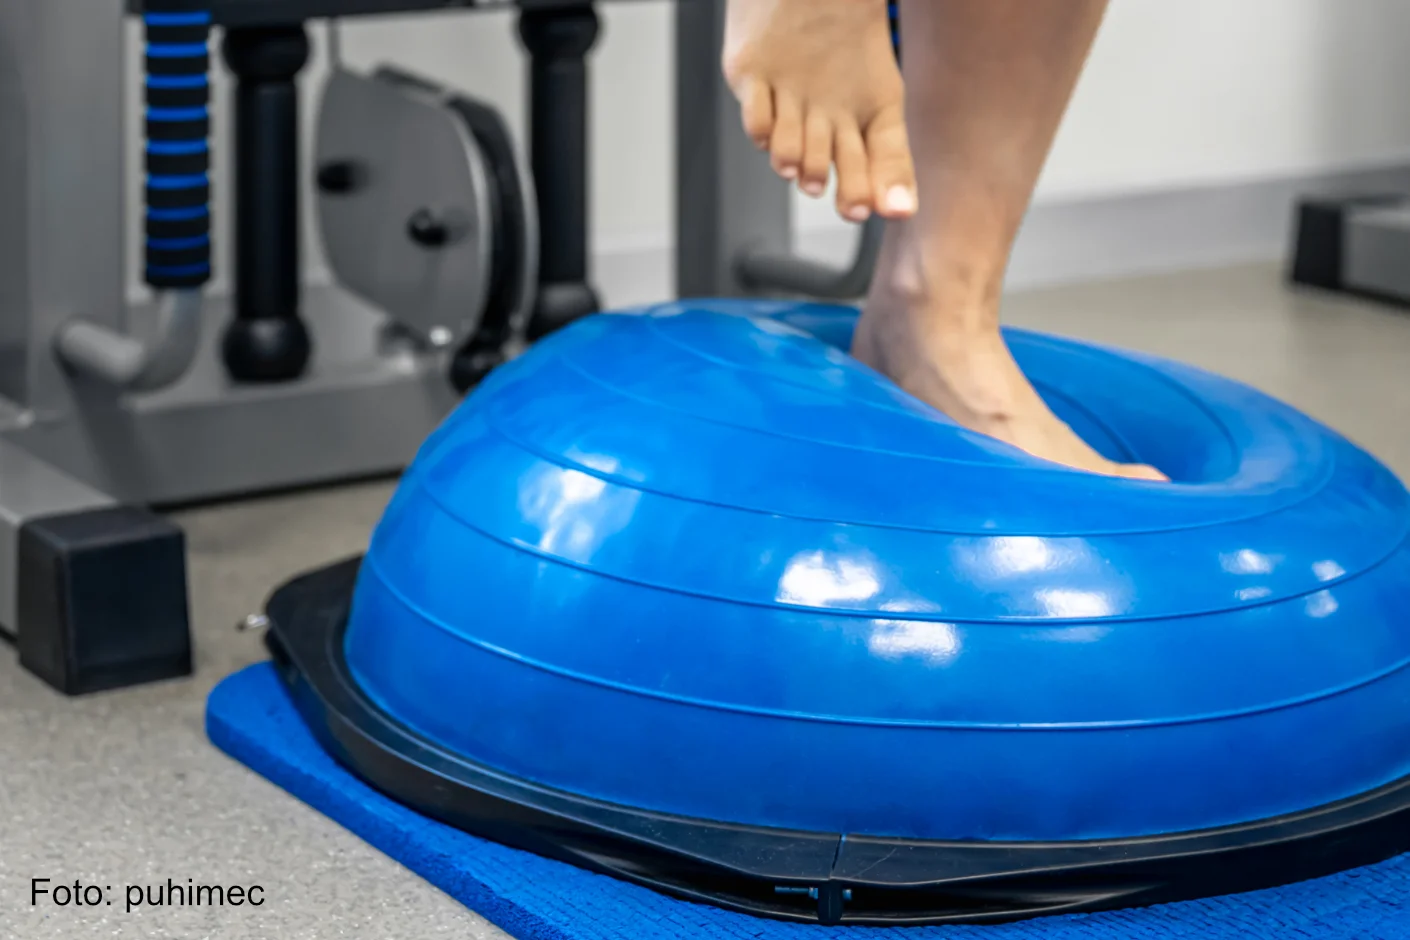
[143,0,213,290]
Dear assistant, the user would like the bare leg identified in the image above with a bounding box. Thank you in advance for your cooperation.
[853,0,1164,479]
[722,0,917,221]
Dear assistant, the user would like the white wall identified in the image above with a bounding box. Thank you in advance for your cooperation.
[123,0,1410,301]
[1039,0,1410,199]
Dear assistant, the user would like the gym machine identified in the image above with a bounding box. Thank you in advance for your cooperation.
[1291,193,1410,306]
[0,0,876,695]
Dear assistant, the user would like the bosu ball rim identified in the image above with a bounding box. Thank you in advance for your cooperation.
[262,556,1410,927]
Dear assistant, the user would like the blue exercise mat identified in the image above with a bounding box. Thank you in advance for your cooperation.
[208,663,1410,939]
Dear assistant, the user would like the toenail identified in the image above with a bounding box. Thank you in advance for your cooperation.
[884,185,917,215]
[802,180,825,197]
[845,204,871,222]
[778,165,798,179]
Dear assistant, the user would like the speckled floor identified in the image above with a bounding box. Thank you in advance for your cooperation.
[2,263,1408,939]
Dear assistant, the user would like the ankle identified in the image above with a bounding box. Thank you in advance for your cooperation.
[857,305,1033,420]
[869,235,1006,338]
[864,278,1005,356]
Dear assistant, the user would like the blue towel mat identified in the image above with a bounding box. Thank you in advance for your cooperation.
[208,663,1410,939]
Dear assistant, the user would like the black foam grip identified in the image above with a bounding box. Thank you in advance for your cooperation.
[145,52,210,76]
[146,214,210,240]
[146,85,209,109]
[145,24,209,44]
[146,244,211,269]
[146,183,210,210]
[145,150,210,176]
[144,0,212,292]
[146,268,210,290]
[145,116,210,141]
[143,0,214,10]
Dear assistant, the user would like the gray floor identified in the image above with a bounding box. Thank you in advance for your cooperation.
[2,263,1408,939]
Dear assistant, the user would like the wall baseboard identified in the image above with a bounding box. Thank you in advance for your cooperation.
[131,161,1410,310]
[596,160,1410,308]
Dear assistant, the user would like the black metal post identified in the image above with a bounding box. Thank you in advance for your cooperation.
[518,4,601,339]
[220,25,312,382]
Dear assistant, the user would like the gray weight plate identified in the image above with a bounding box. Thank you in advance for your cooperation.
[315,67,493,348]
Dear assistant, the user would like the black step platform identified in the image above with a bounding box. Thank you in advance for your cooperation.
[16,506,192,695]
[1290,192,1410,305]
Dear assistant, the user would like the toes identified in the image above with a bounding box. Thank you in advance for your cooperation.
[1129,464,1170,482]
[799,109,833,198]
[770,90,804,181]
[1116,463,1169,482]
[737,77,775,150]
[865,104,917,219]
[833,118,872,221]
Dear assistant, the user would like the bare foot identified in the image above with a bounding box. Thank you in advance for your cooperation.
[853,289,1167,481]
[722,0,917,222]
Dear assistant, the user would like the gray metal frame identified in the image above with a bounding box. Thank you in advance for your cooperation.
[0,0,856,671]
[674,0,880,301]
[674,0,791,297]
[0,0,458,645]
